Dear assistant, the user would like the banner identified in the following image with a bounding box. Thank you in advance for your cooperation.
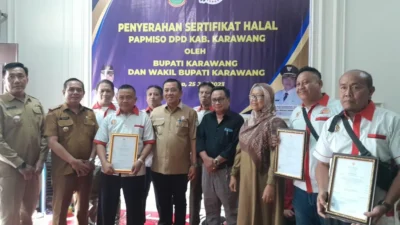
[92,0,309,116]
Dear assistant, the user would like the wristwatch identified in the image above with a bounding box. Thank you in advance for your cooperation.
[191,162,200,168]
[213,158,220,166]
[377,200,392,212]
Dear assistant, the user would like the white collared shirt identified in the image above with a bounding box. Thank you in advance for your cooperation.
[193,105,213,124]
[142,108,154,167]
[94,109,155,176]
[274,88,302,106]
[314,102,400,224]
[92,103,117,166]
[289,94,342,193]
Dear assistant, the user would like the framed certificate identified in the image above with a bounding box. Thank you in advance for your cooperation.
[274,128,306,180]
[108,134,139,174]
[326,153,378,225]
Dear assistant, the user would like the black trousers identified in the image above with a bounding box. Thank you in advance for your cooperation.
[97,173,145,225]
[152,171,188,225]
[143,167,161,222]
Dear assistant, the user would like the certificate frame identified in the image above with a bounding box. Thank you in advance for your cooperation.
[326,153,378,225]
[274,128,306,180]
[108,133,139,174]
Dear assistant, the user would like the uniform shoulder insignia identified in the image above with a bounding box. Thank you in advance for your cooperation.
[27,95,38,100]
[48,105,62,112]
[83,106,93,111]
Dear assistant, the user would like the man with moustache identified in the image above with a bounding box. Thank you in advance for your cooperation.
[45,78,98,225]
[0,62,48,225]
[150,78,198,225]
[197,87,243,225]
[89,79,117,225]
[142,85,163,222]
[94,84,155,225]
[278,66,342,225]
[191,82,215,225]
[314,70,400,225]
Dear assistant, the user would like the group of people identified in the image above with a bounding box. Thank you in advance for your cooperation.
[0,61,399,225]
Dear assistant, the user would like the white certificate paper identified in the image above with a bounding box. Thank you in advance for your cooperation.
[109,134,139,173]
[275,129,306,180]
[327,155,377,224]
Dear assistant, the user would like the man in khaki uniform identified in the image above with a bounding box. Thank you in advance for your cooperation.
[0,62,48,225]
[45,78,98,225]
[150,78,198,225]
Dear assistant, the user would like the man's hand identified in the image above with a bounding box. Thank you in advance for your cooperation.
[317,191,328,218]
[188,166,196,181]
[271,134,280,149]
[70,159,91,176]
[284,209,295,218]
[102,162,115,175]
[351,205,388,225]
[83,160,95,172]
[34,160,45,175]
[262,184,275,203]
[131,160,143,175]
[18,164,35,180]
[203,156,215,173]
[229,176,237,192]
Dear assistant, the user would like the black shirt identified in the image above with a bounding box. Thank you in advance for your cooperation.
[197,110,244,167]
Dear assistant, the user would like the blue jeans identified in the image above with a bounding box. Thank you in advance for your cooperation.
[293,187,326,225]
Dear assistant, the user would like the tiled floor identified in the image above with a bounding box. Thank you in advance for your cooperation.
[33,183,213,225]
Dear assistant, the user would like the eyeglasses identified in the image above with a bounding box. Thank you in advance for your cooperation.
[211,98,226,104]
[249,95,264,101]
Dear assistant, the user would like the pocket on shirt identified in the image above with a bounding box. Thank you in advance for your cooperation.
[84,118,96,137]
[176,120,189,136]
[57,119,74,138]
[220,129,234,144]
[367,134,387,140]
[32,105,44,123]
[4,108,23,128]
[153,120,165,136]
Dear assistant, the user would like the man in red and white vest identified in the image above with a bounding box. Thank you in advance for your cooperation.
[314,70,400,225]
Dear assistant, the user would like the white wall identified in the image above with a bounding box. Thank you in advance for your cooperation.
[2,0,91,110]
[0,0,7,42]
[310,0,400,113]
[1,0,399,113]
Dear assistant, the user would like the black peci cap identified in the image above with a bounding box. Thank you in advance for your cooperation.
[280,64,299,77]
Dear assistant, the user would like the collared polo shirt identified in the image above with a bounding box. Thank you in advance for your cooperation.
[314,102,400,224]
[193,105,214,124]
[150,102,198,175]
[45,103,98,176]
[94,106,155,176]
[289,94,342,193]
[92,102,117,166]
[142,107,155,167]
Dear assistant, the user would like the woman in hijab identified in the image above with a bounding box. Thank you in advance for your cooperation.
[229,83,287,225]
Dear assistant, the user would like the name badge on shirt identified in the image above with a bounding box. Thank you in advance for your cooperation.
[59,116,70,120]
[6,106,17,110]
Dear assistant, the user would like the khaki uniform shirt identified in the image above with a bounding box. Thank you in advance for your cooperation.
[44,103,98,176]
[150,102,197,175]
[0,93,48,176]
